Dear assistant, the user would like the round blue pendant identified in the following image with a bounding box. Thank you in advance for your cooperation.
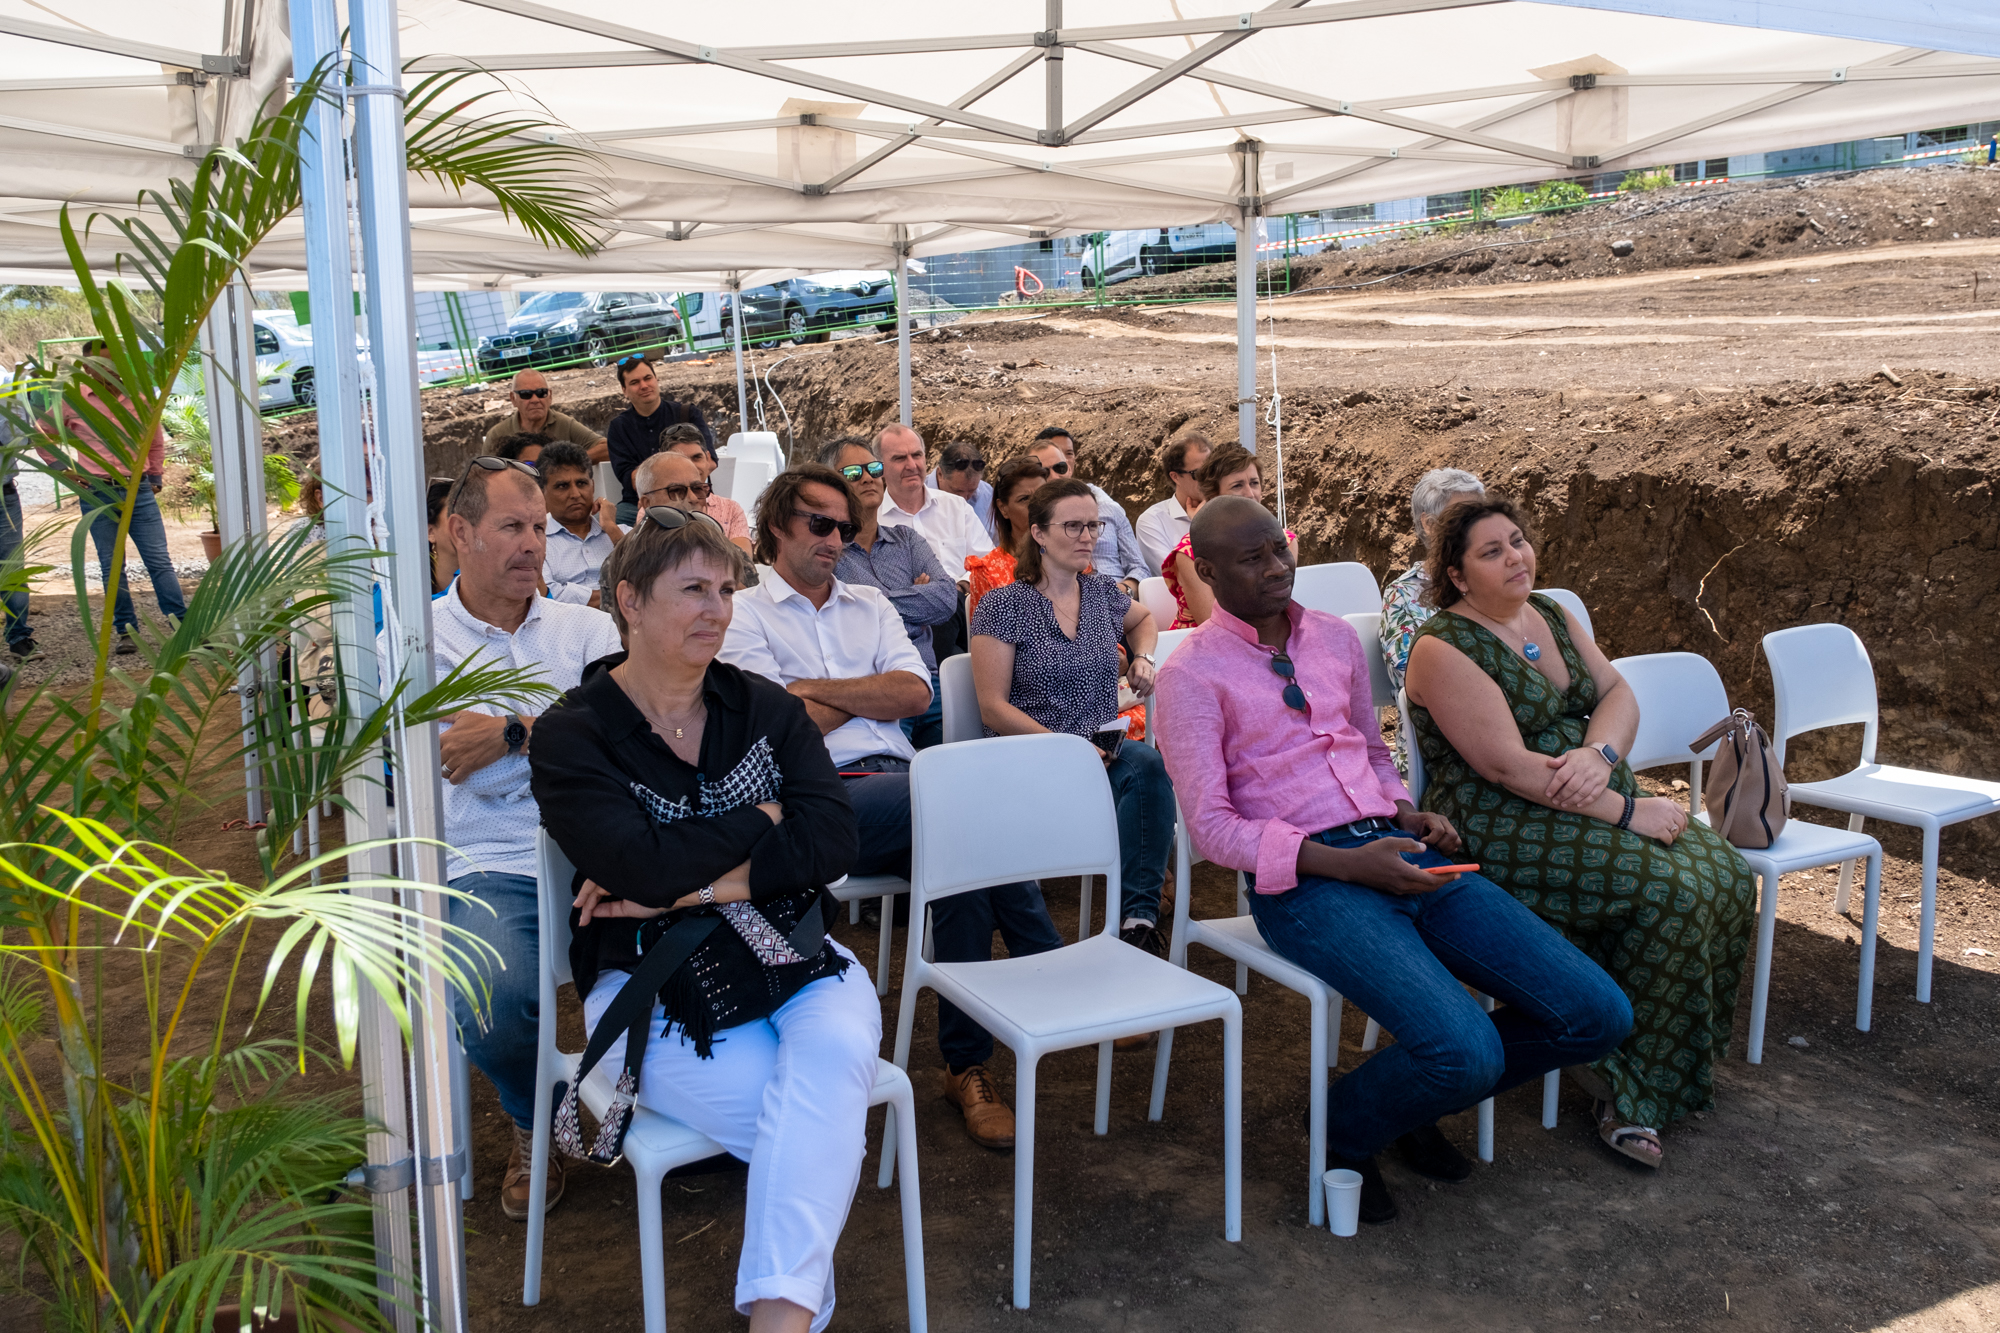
[1523,641,1542,661]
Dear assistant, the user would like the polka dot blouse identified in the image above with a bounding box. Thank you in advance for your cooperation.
[969,573,1131,738]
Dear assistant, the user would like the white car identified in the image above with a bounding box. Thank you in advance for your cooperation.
[255,313,473,411]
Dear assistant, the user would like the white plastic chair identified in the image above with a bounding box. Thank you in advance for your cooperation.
[1539,587,1593,641]
[1291,561,1381,618]
[1137,575,1177,631]
[827,872,911,998]
[939,652,981,744]
[891,734,1242,1310]
[525,831,928,1332]
[1341,611,1398,709]
[1613,651,1884,1058]
[1763,624,2000,1004]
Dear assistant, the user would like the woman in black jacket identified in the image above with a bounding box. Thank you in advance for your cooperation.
[530,509,877,1333]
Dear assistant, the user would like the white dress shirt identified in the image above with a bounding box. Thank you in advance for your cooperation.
[1135,496,1191,577]
[878,485,994,574]
[718,569,933,767]
[427,582,624,880]
[542,513,616,604]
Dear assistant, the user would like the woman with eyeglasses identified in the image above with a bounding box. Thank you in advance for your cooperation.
[969,477,1176,965]
[1162,443,1298,630]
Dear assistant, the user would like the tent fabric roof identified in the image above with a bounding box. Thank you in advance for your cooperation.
[1,1,1997,284]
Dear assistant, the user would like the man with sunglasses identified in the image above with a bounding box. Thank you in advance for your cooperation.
[661,422,751,551]
[927,440,994,539]
[1153,496,1631,1226]
[1029,427,1148,595]
[607,355,713,525]
[1135,430,1212,576]
[483,369,607,463]
[821,436,956,750]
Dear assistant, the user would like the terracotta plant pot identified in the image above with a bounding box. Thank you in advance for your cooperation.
[211,1305,364,1333]
[200,530,223,561]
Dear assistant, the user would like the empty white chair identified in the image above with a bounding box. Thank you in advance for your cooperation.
[526,831,927,1332]
[891,734,1241,1309]
[1137,575,1178,631]
[1539,587,1593,641]
[939,652,981,744]
[1763,624,2000,1003]
[1614,651,1884,1058]
[1291,561,1381,619]
[826,872,911,998]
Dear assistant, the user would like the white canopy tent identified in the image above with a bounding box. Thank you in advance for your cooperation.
[5,2,1998,1328]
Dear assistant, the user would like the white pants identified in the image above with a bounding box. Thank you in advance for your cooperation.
[583,943,881,1329]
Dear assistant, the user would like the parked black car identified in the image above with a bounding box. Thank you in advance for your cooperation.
[736,272,899,344]
[476,291,682,375]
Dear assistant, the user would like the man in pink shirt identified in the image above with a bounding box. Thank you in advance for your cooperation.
[661,424,752,552]
[1154,497,1629,1225]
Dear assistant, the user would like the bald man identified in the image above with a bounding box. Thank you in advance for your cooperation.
[484,368,607,463]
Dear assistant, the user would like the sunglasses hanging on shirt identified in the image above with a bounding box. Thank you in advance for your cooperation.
[1269,652,1307,711]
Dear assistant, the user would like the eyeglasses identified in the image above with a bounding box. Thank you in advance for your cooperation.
[447,455,541,513]
[943,457,986,474]
[839,461,885,483]
[1269,652,1306,712]
[792,510,859,542]
[642,481,710,504]
[1050,519,1105,540]
[1045,459,1071,475]
[642,505,725,534]
[513,387,549,399]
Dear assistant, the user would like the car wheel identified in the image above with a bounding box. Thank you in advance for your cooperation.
[785,308,810,345]
[585,335,610,365]
[1081,267,1096,290]
[292,367,316,408]
[1141,248,1160,277]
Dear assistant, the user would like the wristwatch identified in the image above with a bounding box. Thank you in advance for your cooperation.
[1595,742,1620,768]
[503,715,528,755]
[1131,652,1156,666]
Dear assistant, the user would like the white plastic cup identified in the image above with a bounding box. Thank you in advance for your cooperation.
[1323,1168,1364,1237]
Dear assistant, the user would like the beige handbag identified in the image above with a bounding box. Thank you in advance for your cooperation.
[1690,709,1789,849]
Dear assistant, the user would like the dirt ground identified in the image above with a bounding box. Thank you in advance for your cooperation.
[10,164,2000,1331]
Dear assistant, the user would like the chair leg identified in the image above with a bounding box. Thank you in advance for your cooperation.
[1147,1026,1174,1122]
[1012,1056,1039,1309]
[1078,874,1092,942]
[1747,870,1779,1065]
[1541,1069,1559,1130]
[888,1073,929,1333]
[1235,883,1250,995]
[634,1160,670,1333]
[1834,813,1865,914]
[1361,1017,1380,1052]
[1917,824,1940,1003]
[522,1070,555,1305]
[1307,991,1328,1228]
[1093,1039,1113,1136]
[1222,1006,1243,1243]
[850,898,861,925]
[875,894,895,999]
[452,1040,474,1201]
[1857,849,1882,1031]
[1476,993,1495,1163]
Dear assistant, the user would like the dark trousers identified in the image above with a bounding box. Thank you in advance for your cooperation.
[1,484,29,649]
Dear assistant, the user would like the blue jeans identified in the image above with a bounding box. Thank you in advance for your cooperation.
[447,870,541,1129]
[1248,827,1632,1161]
[1,485,29,649]
[1107,740,1173,924]
[82,480,186,634]
[901,667,943,751]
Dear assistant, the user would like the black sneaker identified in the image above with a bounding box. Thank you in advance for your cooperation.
[8,639,40,662]
[1118,920,1166,958]
[1395,1123,1474,1182]
[115,634,137,656]
[1327,1151,1398,1224]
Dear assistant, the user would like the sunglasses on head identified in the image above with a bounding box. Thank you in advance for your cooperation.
[642,505,725,534]
[944,457,986,473]
[1269,652,1307,712]
[448,455,541,512]
[617,354,649,370]
[793,510,859,543]
[513,387,549,399]
[643,481,710,504]
[839,460,886,483]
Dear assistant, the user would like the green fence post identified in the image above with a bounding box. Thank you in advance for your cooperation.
[1472,186,1483,229]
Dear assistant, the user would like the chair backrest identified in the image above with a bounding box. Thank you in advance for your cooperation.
[1137,575,1177,630]
[535,828,578,990]
[1612,652,1730,803]
[1143,627,1196,744]
[1397,688,1425,803]
[593,461,619,507]
[1761,623,1879,765]
[1342,611,1397,710]
[1539,586,1593,641]
[939,652,981,744]
[909,734,1122,923]
[1292,561,1381,619]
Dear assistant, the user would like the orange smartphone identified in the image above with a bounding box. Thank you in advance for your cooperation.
[1424,863,1480,876]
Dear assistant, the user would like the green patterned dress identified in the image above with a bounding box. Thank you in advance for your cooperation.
[1409,594,1756,1128]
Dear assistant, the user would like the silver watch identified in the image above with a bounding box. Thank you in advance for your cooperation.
[1595,743,1620,768]
[1132,652,1156,665]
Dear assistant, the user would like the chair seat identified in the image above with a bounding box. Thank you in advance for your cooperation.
[1790,764,2000,826]
[581,1058,911,1164]
[1695,811,1880,874]
[1188,915,1335,1000]
[828,873,912,900]
[932,934,1237,1046]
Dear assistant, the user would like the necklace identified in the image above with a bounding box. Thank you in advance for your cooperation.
[1464,601,1541,661]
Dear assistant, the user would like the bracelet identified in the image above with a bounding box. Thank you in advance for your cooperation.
[1617,791,1636,831]
[698,884,715,905]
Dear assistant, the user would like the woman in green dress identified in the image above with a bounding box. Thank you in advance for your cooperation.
[1403,495,1755,1169]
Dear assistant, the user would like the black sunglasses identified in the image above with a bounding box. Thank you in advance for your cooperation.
[643,505,726,534]
[792,510,859,542]
[642,481,710,504]
[943,457,986,473]
[447,455,541,514]
[839,461,885,483]
[513,387,549,399]
[1045,458,1071,475]
[1269,652,1307,712]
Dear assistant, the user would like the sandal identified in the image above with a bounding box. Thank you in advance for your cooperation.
[1594,1099,1663,1169]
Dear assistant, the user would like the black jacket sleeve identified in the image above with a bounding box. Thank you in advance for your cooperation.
[742,684,858,896]
[683,401,715,452]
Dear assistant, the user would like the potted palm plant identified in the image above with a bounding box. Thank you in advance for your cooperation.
[163,392,302,562]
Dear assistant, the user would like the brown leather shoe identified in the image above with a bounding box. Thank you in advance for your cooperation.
[940,1065,1016,1150]
[1112,1031,1158,1052]
[501,1120,564,1221]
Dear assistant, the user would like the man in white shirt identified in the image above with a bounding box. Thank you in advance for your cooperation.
[1134,431,1213,576]
[875,424,993,590]
[428,456,623,1222]
[1029,427,1148,593]
[538,441,623,606]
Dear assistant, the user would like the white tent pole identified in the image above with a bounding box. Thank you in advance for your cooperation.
[730,276,749,437]
[896,226,912,428]
[1234,142,1261,455]
[287,2,416,1327]
[352,0,469,1326]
